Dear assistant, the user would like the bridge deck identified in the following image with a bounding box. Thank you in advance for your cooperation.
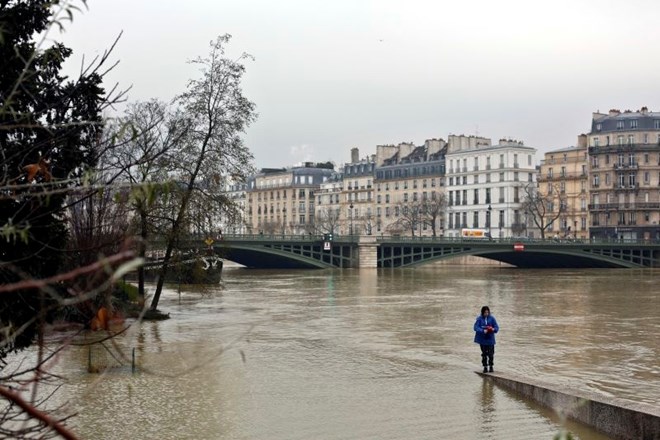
[168,235,660,269]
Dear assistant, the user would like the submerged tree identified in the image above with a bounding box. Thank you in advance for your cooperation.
[108,100,187,301]
[149,35,257,311]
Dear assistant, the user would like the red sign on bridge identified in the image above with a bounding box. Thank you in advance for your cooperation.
[513,242,525,252]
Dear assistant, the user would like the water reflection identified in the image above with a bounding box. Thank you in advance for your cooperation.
[478,379,496,435]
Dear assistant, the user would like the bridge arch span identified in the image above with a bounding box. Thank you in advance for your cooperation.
[378,242,656,269]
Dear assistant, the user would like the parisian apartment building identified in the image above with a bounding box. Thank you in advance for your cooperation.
[245,165,334,235]
[537,136,589,239]
[444,136,538,238]
[243,134,541,238]
[587,107,660,241]
[237,108,660,240]
[373,139,447,236]
[315,148,376,236]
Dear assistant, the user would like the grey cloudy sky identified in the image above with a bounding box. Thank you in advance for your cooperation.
[61,0,660,167]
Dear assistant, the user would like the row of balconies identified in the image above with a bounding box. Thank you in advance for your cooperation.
[378,185,435,191]
[447,163,522,174]
[592,183,639,190]
[612,163,639,170]
[447,197,516,207]
[588,202,660,211]
[538,172,588,181]
[588,143,660,155]
[253,205,317,215]
[255,192,315,202]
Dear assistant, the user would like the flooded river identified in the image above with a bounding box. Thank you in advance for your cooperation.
[46,266,659,439]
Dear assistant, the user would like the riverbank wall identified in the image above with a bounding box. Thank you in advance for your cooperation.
[479,371,660,440]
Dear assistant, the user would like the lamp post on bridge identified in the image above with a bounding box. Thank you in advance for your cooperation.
[487,204,492,238]
[349,203,354,236]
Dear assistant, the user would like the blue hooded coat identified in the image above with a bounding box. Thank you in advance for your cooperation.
[473,314,499,345]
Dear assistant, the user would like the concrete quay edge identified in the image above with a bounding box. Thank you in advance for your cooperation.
[476,371,660,440]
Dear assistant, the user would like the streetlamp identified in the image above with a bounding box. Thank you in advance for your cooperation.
[487,204,492,238]
[349,203,354,236]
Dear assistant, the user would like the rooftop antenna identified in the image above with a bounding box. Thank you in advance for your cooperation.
[475,124,479,137]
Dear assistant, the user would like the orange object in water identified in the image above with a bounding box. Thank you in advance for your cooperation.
[91,307,109,331]
[90,307,124,331]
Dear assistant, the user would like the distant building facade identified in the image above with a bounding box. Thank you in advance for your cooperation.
[374,139,447,236]
[315,171,343,235]
[445,135,537,238]
[246,164,334,235]
[340,149,376,235]
[537,137,589,239]
[587,108,660,241]
[223,181,248,234]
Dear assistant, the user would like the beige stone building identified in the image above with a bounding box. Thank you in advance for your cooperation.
[315,148,376,236]
[246,165,334,235]
[587,108,660,241]
[341,148,376,235]
[537,138,589,239]
[374,139,448,236]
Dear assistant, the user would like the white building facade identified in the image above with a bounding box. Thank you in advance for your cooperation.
[444,136,538,238]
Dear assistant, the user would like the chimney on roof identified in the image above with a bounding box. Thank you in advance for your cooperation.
[351,147,359,163]
[641,106,649,115]
[609,109,621,116]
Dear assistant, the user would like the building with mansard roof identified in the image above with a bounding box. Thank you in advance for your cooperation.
[537,137,589,239]
[245,164,334,235]
[374,139,447,236]
[587,107,660,241]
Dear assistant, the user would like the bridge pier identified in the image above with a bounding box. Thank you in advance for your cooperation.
[357,236,378,268]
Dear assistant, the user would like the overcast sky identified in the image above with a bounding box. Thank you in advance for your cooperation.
[59,0,660,167]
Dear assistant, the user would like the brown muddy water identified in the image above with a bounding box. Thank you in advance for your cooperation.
[21,266,660,439]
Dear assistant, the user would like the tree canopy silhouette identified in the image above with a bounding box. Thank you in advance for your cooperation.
[0,0,111,358]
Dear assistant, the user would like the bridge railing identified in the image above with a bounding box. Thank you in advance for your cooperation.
[177,233,660,246]
[203,233,361,243]
[377,236,660,245]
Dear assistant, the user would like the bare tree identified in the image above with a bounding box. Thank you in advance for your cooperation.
[420,191,447,237]
[520,182,565,240]
[316,206,341,235]
[389,200,424,237]
[360,209,375,235]
[261,220,280,235]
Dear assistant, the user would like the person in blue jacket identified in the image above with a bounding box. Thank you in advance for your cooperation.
[473,306,499,373]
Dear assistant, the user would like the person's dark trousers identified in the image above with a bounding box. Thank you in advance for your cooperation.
[480,344,494,367]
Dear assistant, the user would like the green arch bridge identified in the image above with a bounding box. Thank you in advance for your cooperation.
[184,235,660,269]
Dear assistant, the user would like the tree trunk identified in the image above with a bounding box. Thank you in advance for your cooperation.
[137,206,147,302]
[149,133,211,311]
